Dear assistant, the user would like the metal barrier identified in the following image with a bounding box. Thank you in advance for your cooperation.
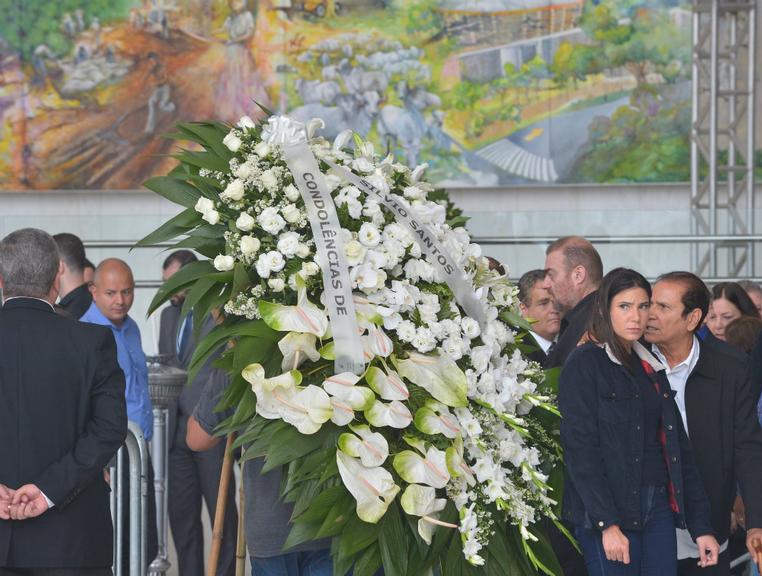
[111,421,150,576]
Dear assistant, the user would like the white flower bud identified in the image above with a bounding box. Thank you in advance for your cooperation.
[202,210,220,226]
[284,184,300,202]
[240,235,260,255]
[213,254,235,271]
[238,115,256,130]
[222,132,242,152]
[281,203,301,224]
[194,197,214,214]
[221,179,245,201]
[268,277,286,292]
[254,141,270,157]
[236,212,256,231]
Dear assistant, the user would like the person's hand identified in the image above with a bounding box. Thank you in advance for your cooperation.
[746,528,762,569]
[602,525,630,564]
[731,495,746,533]
[0,484,14,520]
[696,535,720,568]
[9,484,49,520]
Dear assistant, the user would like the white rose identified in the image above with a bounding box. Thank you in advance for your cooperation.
[345,240,367,266]
[268,277,285,292]
[301,261,320,276]
[221,179,245,201]
[295,243,310,258]
[194,197,214,214]
[236,212,256,231]
[238,115,256,130]
[213,254,235,271]
[234,161,256,180]
[254,141,270,157]
[284,183,300,202]
[347,198,363,220]
[240,235,261,255]
[358,223,381,247]
[260,169,278,191]
[277,231,300,257]
[461,317,481,340]
[222,132,242,152]
[202,210,220,225]
[265,251,286,273]
[257,207,286,234]
[281,203,301,224]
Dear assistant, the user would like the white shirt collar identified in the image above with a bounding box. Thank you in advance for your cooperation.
[530,331,555,354]
[652,336,700,375]
[3,295,56,312]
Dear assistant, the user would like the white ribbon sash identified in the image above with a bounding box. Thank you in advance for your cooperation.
[263,117,365,375]
[323,158,486,328]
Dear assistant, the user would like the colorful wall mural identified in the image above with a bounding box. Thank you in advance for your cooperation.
[0,0,692,189]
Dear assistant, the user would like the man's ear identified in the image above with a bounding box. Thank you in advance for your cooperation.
[572,265,587,288]
[685,308,703,332]
[519,302,528,316]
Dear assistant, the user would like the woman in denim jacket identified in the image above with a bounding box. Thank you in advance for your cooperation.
[559,268,720,575]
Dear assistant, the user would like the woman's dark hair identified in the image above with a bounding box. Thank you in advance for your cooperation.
[712,282,758,318]
[589,267,651,368]
[724,316,762,354]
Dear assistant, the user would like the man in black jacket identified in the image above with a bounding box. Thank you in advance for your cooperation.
[52,232,93,319]
[517,269,560,366]
[541,236,602,369]
[158,250,237,576]
[645,271,762,575]
[0,228,127,575]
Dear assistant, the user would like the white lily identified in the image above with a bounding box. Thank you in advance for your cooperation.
[362,325,393,359]
[414,400,460,439]
[279,385,333,435]
[400,485,455,544]
[445,435,476,486]
[393,352,468,408]
[323,372,376,411]
[338,424,389,468]
[393,447,450,489]
[241,363,301,420]
[259,276,328,336]
[278,332,320,371]
[365,399,413,429]
[336,450,399,524]
[365,366,410,402]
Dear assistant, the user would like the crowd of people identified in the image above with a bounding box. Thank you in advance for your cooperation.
[1,228,762,576]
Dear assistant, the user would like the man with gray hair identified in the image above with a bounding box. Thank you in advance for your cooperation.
[517,269,560,366]
[0,228,127,574]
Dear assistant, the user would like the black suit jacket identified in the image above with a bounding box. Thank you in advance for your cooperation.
[158,306,218,447]
[0,297,127,568]
[546,290,597,369]
[683,337,762,544]
[525,332,549,366]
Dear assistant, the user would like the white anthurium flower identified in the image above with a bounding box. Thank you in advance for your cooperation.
[278,332,320,371]
[365,366,409,402]
[330,397,355,426]
[393,446,450,489]
[400,484,454,545]
[393,353,468,408]
[323,372,375,411]
[336,450,400,524]
[414,401,460,439]
[352,295,383,330]
[402,434,428,455]
[259,277,328,336]
[338,424,389,468]
[362,325,393,359]
[241,363,302,419]
[279,384,333,435]
[319,341,335,360]
[445,435,476,486]
[365,399,412,429]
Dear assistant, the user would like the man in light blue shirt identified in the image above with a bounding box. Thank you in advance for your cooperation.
[80,258,153,440]
[80,257,158,570]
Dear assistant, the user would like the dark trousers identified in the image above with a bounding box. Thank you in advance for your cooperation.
[576,486,677,575]
[118,447,158,574]
[168,414,237,576]
[0,570,111,576]
[678,551,730,576]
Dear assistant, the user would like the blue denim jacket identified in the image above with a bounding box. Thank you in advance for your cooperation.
[559,341,714,539]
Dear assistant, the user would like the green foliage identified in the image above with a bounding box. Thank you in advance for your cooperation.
[401,0,443,38]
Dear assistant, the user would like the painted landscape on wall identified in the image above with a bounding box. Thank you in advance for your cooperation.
[0,0,692,190]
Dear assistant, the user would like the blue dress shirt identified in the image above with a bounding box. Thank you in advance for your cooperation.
[80,302,153,440]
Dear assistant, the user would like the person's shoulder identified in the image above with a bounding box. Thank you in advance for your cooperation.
[701,335,748,365]
[562,342,606,374]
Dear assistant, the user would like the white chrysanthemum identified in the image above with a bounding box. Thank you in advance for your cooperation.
[277,232,301,257]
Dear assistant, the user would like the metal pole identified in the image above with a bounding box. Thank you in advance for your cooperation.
[709,0,719,276]
[115,449,125,576]
[148,407,171,576]
[746,3,756,278]
[691,1,701,275]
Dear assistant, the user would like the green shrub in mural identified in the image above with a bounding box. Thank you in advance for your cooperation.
[0,0,693,190]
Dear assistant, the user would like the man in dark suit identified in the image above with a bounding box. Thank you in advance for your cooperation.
[541,236,602,369]
[0,228,127,575]
[158,250,237,576]
[52,232,93,320]
[645,271,762,575]
[517,269,560,366]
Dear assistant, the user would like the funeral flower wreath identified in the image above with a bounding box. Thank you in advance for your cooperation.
[141,114,568,575]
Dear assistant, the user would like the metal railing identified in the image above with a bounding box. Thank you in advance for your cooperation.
[111,421,150,576]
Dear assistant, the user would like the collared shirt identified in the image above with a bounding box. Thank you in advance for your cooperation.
[530,331,554,354]
[652,337,728,559]
[80,302,153,440]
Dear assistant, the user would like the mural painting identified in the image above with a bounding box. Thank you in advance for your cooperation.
[0,0,692,190]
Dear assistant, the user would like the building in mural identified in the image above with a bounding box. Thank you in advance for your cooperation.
[0,0,693,190]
